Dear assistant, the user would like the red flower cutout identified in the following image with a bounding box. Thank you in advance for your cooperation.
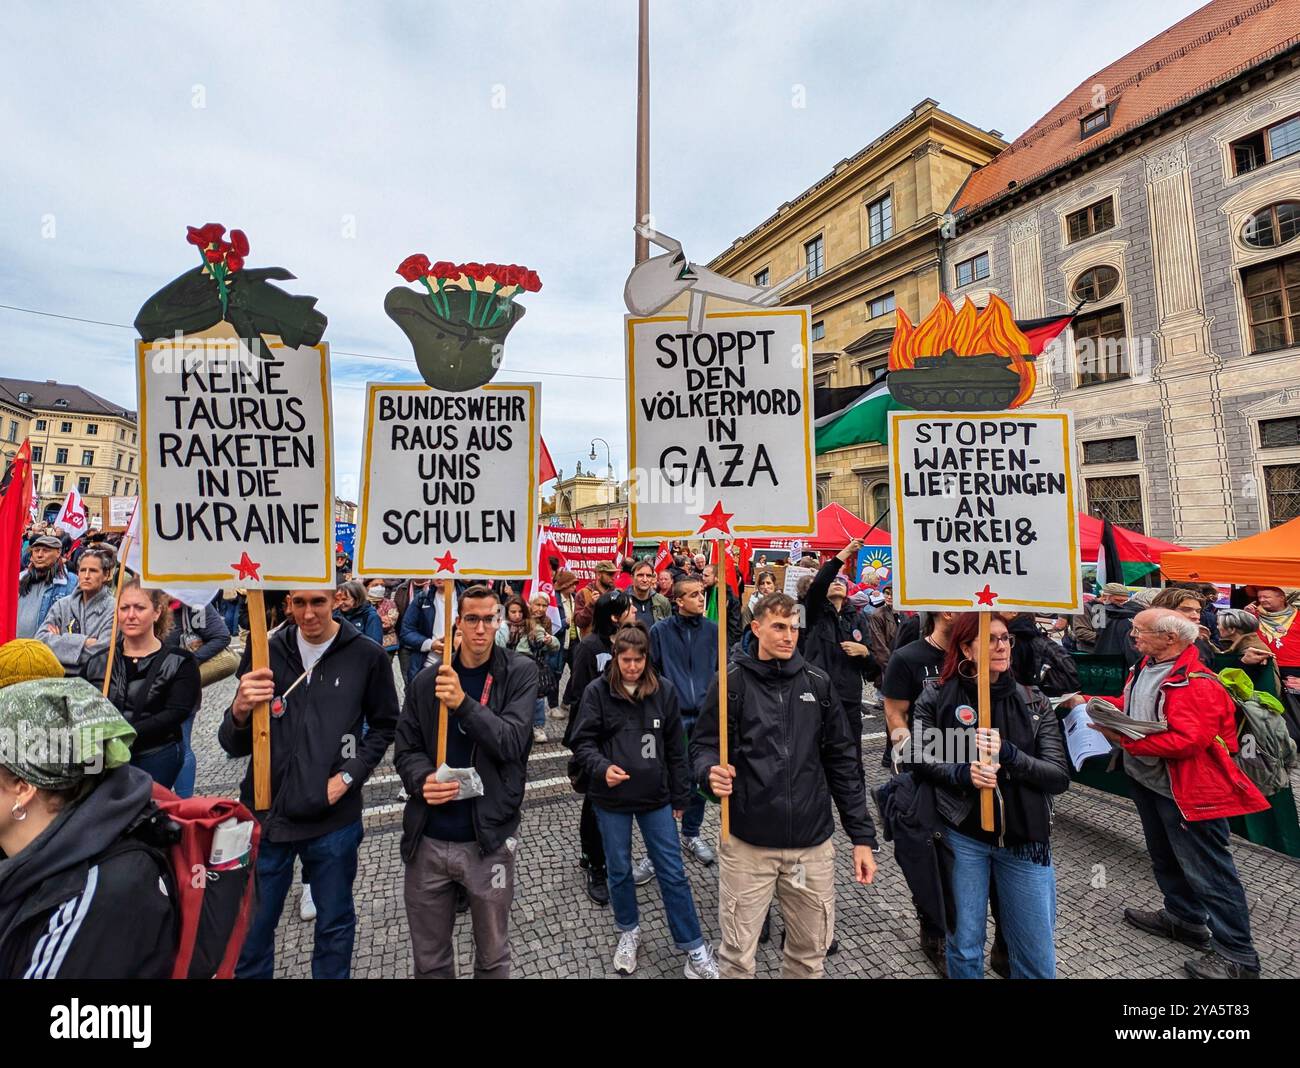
[459,262,488,282]
[204,247,224,263]
[230,229,249,257]
[396,253,432,282]
[226,253,244,273]
[520,269,542,293]
[430,260,460,280]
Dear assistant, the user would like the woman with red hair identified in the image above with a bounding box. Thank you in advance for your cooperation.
[906,612,1069,978]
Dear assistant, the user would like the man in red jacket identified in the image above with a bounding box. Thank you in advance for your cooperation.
[1069,608,1269,979]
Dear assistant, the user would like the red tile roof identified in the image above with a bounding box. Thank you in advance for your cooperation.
[955,0,1300,214]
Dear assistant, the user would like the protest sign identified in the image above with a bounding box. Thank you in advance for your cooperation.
[136,338,334,587]
[625,307,815,540]
[97,495,136,532]
[782,565,816,598]
[357,382,539,579]
[542,525,619,587]
[334,521,356,561]
[855,545,892,587]
[888,411,1080,613]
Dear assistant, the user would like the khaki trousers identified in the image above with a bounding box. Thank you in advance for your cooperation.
[717,834,836,978]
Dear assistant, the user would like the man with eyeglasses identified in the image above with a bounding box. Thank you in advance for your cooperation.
[222,587,399,979]
[396,584,539,978]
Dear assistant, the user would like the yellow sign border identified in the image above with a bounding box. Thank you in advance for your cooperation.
[889,410,1080,612]
[356,381,538,580]
[135,339,334,587]
[625,309,816,539]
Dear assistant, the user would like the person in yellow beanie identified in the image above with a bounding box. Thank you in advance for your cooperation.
[0,639,66,689]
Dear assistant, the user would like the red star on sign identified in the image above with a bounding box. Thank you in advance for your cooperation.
[231,551,262,582]
[433,551,458,574]
[974,584,998,606]
[696,501,734,536]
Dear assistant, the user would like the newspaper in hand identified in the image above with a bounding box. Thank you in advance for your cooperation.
[435,763,484,800]
[1085,696,1169,740]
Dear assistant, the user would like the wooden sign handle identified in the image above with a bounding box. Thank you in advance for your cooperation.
[99,532,133,698]
[717,541,729,844]
[435,580,453,769]
[248,589,272,811]
[978,610,995,833]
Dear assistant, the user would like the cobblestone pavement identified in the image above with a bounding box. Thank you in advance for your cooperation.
[193,664,1300,979]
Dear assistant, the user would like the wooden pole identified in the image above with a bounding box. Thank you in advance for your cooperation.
[977,611,994,832]
[634,0,650,264]
[99,534,132,697]
[717,540,729,843]
[247,590,272,810]
[436,580,453,768]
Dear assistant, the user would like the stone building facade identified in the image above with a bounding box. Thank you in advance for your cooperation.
[708,100,1006,531]
[947,0,1300,546]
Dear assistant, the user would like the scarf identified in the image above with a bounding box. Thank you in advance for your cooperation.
[506,617,527,646]
[18,563,64,599]
[937,672,1053,865]
[1256,606,1297,647]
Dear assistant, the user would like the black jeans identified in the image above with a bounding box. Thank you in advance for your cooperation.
[1130,780,1260,970]
[580,795,605,871]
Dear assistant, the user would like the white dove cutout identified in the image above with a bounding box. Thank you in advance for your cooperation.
[624,225,807,333]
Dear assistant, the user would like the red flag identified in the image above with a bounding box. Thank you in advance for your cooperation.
[652,541,671,573]
[539,437,557,484]
[524,527,569,605]
[614,517,631,565]
[0,441,34,643]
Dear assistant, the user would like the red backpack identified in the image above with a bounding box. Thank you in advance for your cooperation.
[148,784,261,979]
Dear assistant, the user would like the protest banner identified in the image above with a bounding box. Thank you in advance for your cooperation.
[356,382,539,580]
[625,306,816,541]
[96,495,136,532]
[334,521,357,561]
[542,525,620,587]
[53,489,89,540]
[782,564,816,598]
[887,411,1080,613]
[855,545,892,587]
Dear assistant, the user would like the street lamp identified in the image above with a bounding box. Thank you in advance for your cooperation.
[590,437,614,527]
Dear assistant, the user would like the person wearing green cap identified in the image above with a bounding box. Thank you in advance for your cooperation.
[0,675,176,978]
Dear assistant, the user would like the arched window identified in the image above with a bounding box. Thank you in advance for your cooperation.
[1242,202,1300,249]
[816,481,830,509]
[860,479,891,532]
[1072,265,1120,303]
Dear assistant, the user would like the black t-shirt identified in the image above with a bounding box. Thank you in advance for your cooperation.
[423,659,489,844]
[879,638,946,769]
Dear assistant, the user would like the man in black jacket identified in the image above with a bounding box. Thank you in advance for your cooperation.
[221,589,398,979]
[691,592,878,978]
[800,539,872,764]
[395,584,537,979]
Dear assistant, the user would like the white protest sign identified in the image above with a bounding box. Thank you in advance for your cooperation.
[107,495,136,531]
[625,307,815,540]
[889,410,1080,613]
[782,565,816,597]
[357,382,539,579]
[136,338,334,588]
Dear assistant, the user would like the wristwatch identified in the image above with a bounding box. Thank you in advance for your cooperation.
[340,771,354,788]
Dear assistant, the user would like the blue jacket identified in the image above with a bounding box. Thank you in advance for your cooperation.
[337,603,383,646]
[16,568,77,639]
[649,612,717,714]
[400,586,455,683]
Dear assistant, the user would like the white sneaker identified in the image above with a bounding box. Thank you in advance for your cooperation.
[299,884,316,922]
[685,943,720,979]
[613,928,641,975]
[533,726,547,743]
[548,706,567,720]
[632,857,655,885]
[682,836,716,865]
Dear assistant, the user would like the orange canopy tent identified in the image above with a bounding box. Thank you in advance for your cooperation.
[1160,516,1300,587]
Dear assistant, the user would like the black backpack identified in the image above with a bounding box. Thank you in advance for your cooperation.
[1033,632,1080,696]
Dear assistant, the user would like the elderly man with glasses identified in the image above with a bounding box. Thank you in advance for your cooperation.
[1066,608,1269,979]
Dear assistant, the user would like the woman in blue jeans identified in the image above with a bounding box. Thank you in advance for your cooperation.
[570,623,718,979]
[907,612,1070,979]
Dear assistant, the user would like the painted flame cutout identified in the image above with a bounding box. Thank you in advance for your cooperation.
[889,294,1037,407]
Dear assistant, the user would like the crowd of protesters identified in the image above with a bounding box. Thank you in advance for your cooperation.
[1,518,1295,981]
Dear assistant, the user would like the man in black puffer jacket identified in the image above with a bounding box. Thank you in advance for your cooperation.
[395,585,537,979]
[691,592,878,979]
[220,589,398,980]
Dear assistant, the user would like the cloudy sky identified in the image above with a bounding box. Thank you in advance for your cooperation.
[0,0,1204,500]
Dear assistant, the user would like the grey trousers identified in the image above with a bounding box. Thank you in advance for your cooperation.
[404,835,516,978]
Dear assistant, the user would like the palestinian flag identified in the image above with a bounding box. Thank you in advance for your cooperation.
[813,309,1078,454]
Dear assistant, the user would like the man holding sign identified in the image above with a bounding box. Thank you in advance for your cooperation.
[691,591,877,978]
[395,584,538,979]
[221,588,399,979]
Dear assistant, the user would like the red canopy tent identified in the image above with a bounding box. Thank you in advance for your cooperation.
[749,503,891,553]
